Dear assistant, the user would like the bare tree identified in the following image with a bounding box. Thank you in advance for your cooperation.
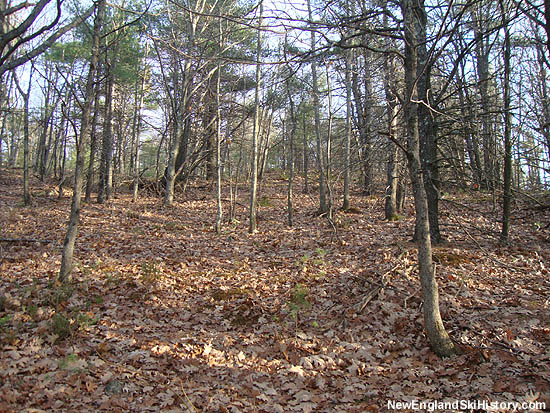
[13,67,33,206]
[500,0,513,243]
[59,0,105,282]
[400,0,456,357]
[0,0,94,78]
[249,0,263,233]
[307,0,328,215]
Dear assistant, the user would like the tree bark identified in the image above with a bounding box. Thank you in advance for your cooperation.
[307,0,328,214]
[98,67,114,203]
[85,82,100,202]
[285,38,296,226]
[133,67,146,202]
[401,0,456,357]
[302,110,309,194]
[382,44,400,220]
[472,6,494,190]
[343,49,352,210]
[249,0,263,233]
[215,19,223,234]
[500,0,512,243]
[59,0,105,283]
[13,68,32,206]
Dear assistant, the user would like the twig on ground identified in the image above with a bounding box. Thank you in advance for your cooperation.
[0,237,51,244]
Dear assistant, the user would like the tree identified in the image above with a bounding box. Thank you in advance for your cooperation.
[500,0,513,243]
[284,37,297,226]
[215,17,223,234]
[249,0,263,233]
[400,0,456,357]
[132,59,147,202]
[97,68,114,203]
[13,67,33,206]
[0,1,95,78]
[342,47,352,210]
[382,47,401,220]
[59,0,105,282]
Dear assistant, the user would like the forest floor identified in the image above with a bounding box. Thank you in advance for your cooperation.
[0,169,549,412]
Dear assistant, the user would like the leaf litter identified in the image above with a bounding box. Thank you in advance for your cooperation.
[0,170,549,412]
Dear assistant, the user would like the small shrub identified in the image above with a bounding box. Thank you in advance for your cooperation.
[58,353,87,373]
[315,248,328,258]
[51,313,73,340]
[140,261,160,284]
[131,226,145,235]
[24,304,38,318]
[336,216,353,229]
[164,221,185,231]
[126,210,141,219]
[43,283,74,307]
[76,312,99,329]
[259,196,272,207]
[287,284,311,321]
[0,314,12,328]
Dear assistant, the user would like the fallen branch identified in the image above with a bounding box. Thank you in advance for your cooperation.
[447,213,525,271]
[355,249,410,313]
[357,283,385,313]
[221,198,246,207]
[0,238,52,244]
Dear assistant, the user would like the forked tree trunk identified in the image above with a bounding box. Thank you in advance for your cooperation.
[59,0,105,283]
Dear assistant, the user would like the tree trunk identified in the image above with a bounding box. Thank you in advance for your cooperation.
[249,0,263,233]
[0,72,7,168]
[285,38,296,226]
[215,20,223,234]
[308,0,328,214]
[98,67,114,203]
[382,45,400,220]
[343,49,352,210]
[456,67,483,187]
[59,0,105,282]
[13,69,32,206]
[163,119,179,207]
[258,110,273,181]
[205,85,217,181]
[325,62,334,218]
[133,68,146,202]
[401,0,456,357]
[385,119,399,220]
[472,7,494,190]
[85,83,100,202]
[413,8,442,244]
[500,0,512,243]
[302,110,309,194]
